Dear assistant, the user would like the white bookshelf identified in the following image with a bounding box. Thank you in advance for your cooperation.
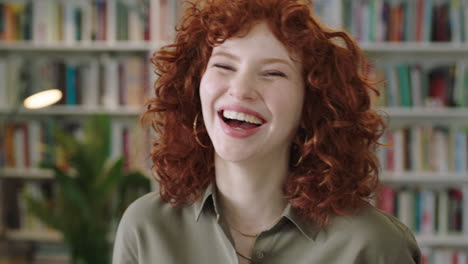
[6,229,62,243]
[0,168,53,180]
[381,172,468,187]
[3,106,468,120]
[0,0,168,247]
[0,0,466,253]
[3,168,468,186]
[0,106,144,118]
[314,0,468,255]
[360,42,468,54]
[380,107,468,120]
[416,234,468,248]
[0,41,161,52]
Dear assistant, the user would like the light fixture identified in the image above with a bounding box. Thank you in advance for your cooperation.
[23,89,63,109]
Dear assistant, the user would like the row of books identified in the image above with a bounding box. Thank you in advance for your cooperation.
[0,54,151,108]
[378,125,468,173]
[421,247,467,264]
[0,240,31,264]
[31,243,70,264]
[0,119,151,173]
[376,186,468,234]
[2,180,56,233]
[369,62,468,108]
[0,0,181,43]
[315,0,468,43]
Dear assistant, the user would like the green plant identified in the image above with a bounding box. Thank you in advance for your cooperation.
[26,115,151,264]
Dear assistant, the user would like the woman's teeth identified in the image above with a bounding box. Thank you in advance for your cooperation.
[223,110,263,125]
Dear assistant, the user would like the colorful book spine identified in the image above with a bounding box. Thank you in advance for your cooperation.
[0,0,156,43]
[313,0,468,43]
[381,125,468,173]
[377,186,465,236]
[66,64,77,105]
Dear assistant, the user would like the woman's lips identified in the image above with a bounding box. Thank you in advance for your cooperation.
[218,111,265,138]
[218,105,267,124]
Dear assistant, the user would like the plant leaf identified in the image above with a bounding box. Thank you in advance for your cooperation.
[93,157,125,207]
[51,165,93,221]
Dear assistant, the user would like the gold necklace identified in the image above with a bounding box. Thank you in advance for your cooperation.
[235,250,253,261]
[230,224,259,237]
[227,213,284,238]
[227,223,256,262]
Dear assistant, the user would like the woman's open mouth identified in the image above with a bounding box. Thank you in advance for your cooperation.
[218,109,266,138]
[219,110,264,129]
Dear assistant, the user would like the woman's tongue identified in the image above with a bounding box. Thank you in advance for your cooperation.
[228,120,258,130]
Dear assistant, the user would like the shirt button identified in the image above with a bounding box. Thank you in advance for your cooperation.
[255,251,265,259]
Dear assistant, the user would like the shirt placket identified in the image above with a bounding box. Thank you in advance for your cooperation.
[249,219,286,264]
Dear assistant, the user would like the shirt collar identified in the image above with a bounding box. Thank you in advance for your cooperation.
[193,182,319,241]
[280,203,320,241]
[194,181,220,221]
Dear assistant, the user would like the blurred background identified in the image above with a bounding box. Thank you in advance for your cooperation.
[0,0,467,263]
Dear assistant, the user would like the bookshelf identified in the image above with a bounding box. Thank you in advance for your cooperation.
[0,1,181,263]
[6,229,62,243]
[0,168,53,180]
[382,171,468,186]
[361,43,468,54]
[416,234,468,248]
[314,0,468,262]
[1,0,467,263]
[0,105,143,117]
[0,41,162,52]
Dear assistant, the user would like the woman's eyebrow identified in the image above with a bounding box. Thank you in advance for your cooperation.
[211,51,240,62]
[258,58,294,70]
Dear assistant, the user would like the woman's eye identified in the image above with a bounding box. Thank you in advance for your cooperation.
[265,71,287,78]
[214,64,235,71]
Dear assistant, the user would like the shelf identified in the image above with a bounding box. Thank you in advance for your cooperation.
[0,168,53,180]
[1,106,466,120]
[415,234,468,248]
[378,107,468,121]
[3,167,465,186]
[6,229,63,242]
[0,105,144,117]
[381,172,468,186]
[0,168,53,179]
[2,41,468,54]
[0,41,163,52]
[360,42,468,54]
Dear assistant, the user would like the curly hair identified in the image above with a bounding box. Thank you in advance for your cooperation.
[142,0,386,227]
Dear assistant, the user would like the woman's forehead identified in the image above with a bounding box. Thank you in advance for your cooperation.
[210,23,302,65]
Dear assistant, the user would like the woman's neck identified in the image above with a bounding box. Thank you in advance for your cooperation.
[214,153,289,234]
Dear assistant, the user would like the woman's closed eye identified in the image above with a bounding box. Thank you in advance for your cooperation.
[264,71,287,78]
[213,63,287,78]
[214,64,235,71]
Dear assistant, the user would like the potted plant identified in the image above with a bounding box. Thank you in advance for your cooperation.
[26,115,151,264]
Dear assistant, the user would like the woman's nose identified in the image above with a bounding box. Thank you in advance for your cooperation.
[227,72,258,101]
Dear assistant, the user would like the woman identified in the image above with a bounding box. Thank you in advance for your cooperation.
[113,0,421,263]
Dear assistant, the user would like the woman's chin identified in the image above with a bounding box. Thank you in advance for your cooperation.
[214,147,257,164]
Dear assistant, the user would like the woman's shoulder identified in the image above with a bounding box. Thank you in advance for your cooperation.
[306,204,421,263]
[118,192,190,232]
[321,204,421,262]
[329,204,417,245]
[124,192,168,216]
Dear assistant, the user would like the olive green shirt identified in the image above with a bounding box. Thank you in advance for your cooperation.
[112,183,421,264]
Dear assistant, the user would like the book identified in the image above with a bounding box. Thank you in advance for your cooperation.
[397,64,412,107]
[82,58,100,107]
[0,58,6,106]
[101,54,119,108]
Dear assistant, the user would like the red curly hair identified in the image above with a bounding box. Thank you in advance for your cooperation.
[143,0,386,227]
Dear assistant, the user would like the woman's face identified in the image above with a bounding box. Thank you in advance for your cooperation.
[199,22,305,164]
